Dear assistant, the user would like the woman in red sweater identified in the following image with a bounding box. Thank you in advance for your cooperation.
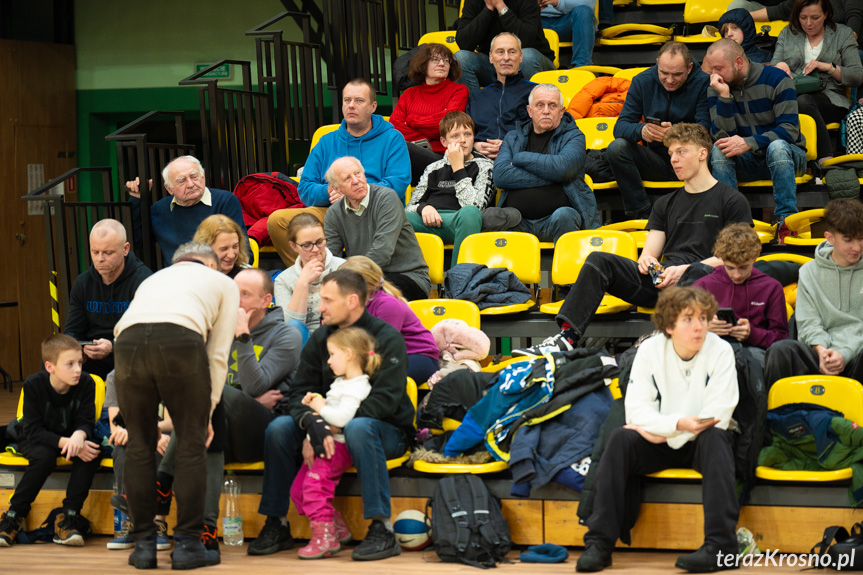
[391,43,470,186]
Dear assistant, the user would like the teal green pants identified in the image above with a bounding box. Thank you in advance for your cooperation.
[406,206,482,267]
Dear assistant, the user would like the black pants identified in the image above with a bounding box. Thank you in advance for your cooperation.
[764,339,863,389]
[606,138,677,216]
[556,252,712,336]
[222,384,274,463]
[9,443,100,517]
[115,323,212,540]
[407,142,443,187]
[584,427,739,552]
[797,92,847,159]
[386,271,430,301]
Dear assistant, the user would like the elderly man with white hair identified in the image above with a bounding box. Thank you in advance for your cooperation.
[493,83,597,242]
[126,155,245,263]
[64,218,152,378]
[323,156,430,301]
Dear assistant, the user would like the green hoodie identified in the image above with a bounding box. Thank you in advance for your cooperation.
[796,240,863,362]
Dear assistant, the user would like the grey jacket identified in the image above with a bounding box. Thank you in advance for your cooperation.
[771,23,863,110]
[325,184,431,296]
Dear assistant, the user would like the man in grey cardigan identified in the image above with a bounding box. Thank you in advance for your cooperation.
[323,157,431,301]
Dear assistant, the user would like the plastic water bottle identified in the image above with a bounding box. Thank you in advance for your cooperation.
[222,473,244,546]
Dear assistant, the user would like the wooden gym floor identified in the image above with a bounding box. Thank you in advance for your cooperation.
[0,538,830,574]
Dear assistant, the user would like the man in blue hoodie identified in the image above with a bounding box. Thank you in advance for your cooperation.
[607,41,711,219]
[764,199,863,387]
[64,219,152,378]
[494,84,597,241]
[267,79,410,267]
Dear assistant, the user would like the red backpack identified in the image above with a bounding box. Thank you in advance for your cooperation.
[233,172,303,245]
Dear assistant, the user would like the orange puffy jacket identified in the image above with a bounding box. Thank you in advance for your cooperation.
[566,77,631,120]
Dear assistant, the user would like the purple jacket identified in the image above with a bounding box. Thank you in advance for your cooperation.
[694,267,788,349]
[366,291,439,359]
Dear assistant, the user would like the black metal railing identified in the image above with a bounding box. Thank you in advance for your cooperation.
[21,167,130,330]
[179,60,275,192]
[105,111,195,269]
[247,12,325,148]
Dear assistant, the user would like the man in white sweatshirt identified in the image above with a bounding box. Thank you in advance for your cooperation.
[577,286,740,573]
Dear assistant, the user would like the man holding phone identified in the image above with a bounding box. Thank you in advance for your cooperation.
[64,219,152,379]
[607,41,711,219]
[577,286,740,573]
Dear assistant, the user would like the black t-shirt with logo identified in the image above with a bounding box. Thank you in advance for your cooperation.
[647,181,752,266]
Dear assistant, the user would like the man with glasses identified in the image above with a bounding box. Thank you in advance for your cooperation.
[494,84,596,242]
[126,155,246,264]
[606,41,710,220]
[268,78,410,268]
[323,156,430,301]
[454,0,555,93]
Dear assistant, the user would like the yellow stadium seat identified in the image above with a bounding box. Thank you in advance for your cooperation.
[739,114,817,187]
[540,231,637,315]
[752,219,777,244]
[782,209,826,247]
[543,28,561,69]
[599,27,673,47]
[418,31,459,53]
[413,459,509,474]
[573,65,623,76]
[598,219,649,248]
[613,67,651,81]
[249,238,260,268]
[755,253,812,314]
[530,69,596,106]
[415,232,445,287]
[756,376,863,482]
[0,374,106,468]
[638,0,686,4]
[457,232,541,315]
[823,154,863,187]
[575,117,618,190]
[647,469,703,479]
[409,298,481,330]
[310,124,339,151]
[755,20,789,37]
[674,0,731,43]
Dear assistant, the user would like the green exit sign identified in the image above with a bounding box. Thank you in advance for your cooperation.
[195,63,232,79]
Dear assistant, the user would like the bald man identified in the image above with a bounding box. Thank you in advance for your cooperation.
[64,219,153,378]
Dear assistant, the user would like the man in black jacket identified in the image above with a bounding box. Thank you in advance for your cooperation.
[248,269,413,561]
[64,219,152,378]
[455,0,555,92]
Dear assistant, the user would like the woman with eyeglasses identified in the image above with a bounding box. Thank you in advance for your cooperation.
[273,213,345,341]
[390,43,470,186]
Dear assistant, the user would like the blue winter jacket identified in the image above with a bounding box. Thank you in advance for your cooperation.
[614,64,711,154]
[494,113,598,229]
[466,72,535,142]
[298,114,410,206]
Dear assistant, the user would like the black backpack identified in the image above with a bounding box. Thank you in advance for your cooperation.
[426,474,511,568]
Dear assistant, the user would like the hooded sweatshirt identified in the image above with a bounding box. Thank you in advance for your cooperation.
[796,240,863,362]
[718,9,771,64]
[298,114,411,206]
[613,63,711,153]
[273,248,346,332]
[227,305,302,408]
[64,251,153,342]
[694,266,788,349]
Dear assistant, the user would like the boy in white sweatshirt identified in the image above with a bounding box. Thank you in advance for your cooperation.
[577,286,740,573]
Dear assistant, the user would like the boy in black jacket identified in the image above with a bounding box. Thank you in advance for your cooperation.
[0,335,101,547]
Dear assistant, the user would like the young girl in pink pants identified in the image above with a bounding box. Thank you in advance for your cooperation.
[290,327,380,559]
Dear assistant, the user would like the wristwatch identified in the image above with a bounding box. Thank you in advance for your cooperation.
[499,6,509,16]
[237,332,251,343]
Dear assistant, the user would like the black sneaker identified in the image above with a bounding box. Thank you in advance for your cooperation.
[128,534,157,570]
[513,332,575,357]
[576,544,612,572]
[0,510,24,547]
[247,516,293,556]
[351,520,401,561]
[171,535,220,570]
[54,508,85,546]
[675,544,739,573]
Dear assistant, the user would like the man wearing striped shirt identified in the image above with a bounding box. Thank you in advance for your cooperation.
[704,39,806,245]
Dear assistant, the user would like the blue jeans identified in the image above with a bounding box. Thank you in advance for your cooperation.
[542,6,596,68]
[258,415,407,520]
[514,206,582,243]
[455,49,555,92]
[709,140,806,221]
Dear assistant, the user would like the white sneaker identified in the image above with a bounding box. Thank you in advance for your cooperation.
[512,332,575,357]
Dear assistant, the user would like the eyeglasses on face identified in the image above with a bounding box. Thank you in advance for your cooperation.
[297,238,327,252]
